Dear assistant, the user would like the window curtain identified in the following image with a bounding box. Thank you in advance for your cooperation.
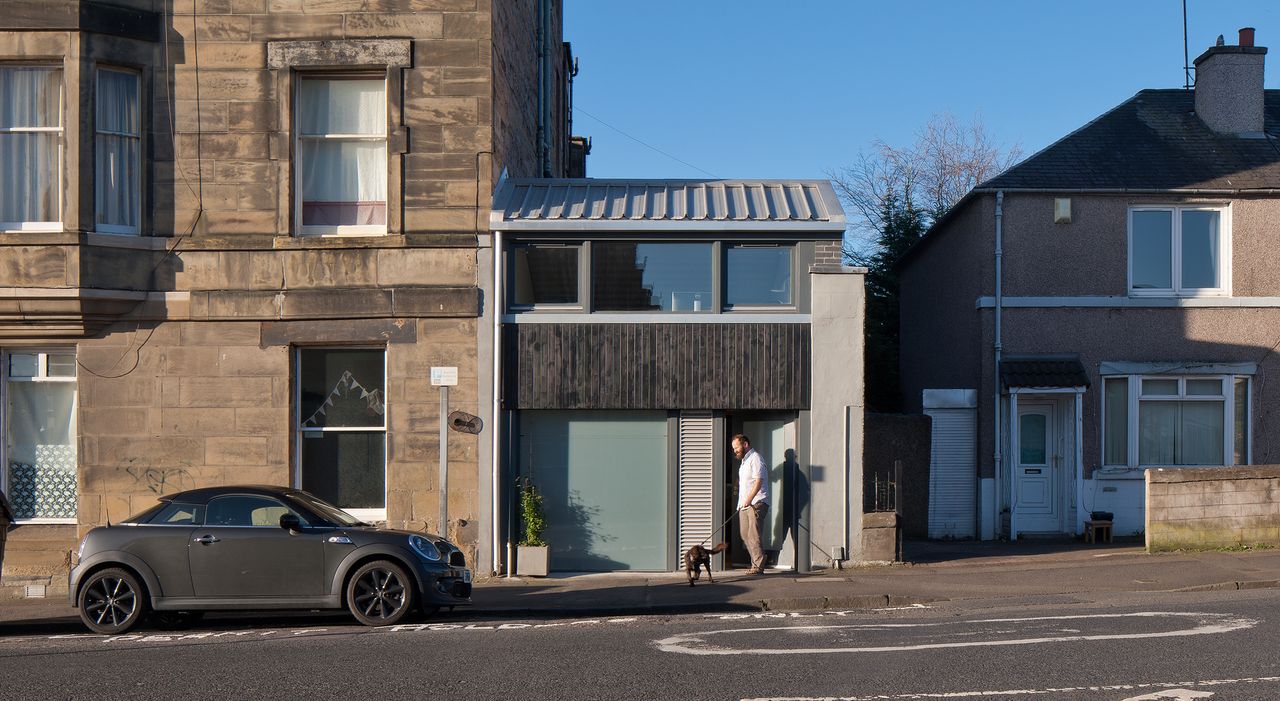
[1181,210,1219,289]
[6,382,77,519]
[1103,378,1128,465]
[0,67,60,224]
[298,78,386,227]
[96,70,140,231]
[1138,401,1224,466]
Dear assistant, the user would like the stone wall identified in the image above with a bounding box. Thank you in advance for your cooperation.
[1146,466,1280,552]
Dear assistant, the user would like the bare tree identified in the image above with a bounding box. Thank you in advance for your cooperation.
[831,113,1021,259]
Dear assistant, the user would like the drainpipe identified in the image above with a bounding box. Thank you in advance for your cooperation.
[492,229,505,576]
[536,0,551,177]
[992,191,1004,539]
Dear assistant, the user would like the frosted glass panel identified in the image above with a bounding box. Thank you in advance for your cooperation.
[6,381,77,520]
[1019,413,1047,465]
[519,411,668,571]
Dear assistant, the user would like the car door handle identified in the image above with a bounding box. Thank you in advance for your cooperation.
[193,535,220,545]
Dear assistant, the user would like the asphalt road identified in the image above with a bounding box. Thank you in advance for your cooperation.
[4,590,1280,700]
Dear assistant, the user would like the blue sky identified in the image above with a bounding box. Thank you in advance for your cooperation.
[564,1,1280,180]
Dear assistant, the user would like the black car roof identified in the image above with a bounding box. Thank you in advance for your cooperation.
[157,485,303,505]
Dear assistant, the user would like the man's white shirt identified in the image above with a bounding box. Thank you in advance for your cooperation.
[737,448,769,510]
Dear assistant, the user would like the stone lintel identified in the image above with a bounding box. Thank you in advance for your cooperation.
[261,318,418,347]
[267,39,412,69]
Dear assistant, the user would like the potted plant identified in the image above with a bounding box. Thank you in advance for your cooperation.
[515,477,549,577]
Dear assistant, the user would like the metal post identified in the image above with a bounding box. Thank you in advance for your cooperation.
[439,385,449,538]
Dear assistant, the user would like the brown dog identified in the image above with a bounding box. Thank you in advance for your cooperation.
[685,542,728,586]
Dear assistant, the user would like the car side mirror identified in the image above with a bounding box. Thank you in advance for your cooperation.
[279,513,302,532]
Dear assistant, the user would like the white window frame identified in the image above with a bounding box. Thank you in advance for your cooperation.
[1127,205,1231,298]
[293,346,387,523]
[0,66,63,232]
[293,72,388,237]
[1,349,78,524]
[1099,373,1249,470]
[94,66,141,236]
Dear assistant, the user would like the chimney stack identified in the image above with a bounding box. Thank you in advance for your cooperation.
[1194,27,1267,135]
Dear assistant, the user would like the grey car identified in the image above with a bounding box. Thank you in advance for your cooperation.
[69,485,471,634]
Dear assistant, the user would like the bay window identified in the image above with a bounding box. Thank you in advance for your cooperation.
[95,67,141,234]
[296,75,387,235]
[0,67,62,231]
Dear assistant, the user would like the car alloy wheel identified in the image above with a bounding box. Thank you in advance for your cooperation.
[78,568,146,635]
[347,560,414,626]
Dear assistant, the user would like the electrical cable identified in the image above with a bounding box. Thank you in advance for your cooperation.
[573,105,720,178]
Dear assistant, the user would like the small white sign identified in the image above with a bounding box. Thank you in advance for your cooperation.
[430,366,458,386]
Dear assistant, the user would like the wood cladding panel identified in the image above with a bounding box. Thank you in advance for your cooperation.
[505,323,810,410]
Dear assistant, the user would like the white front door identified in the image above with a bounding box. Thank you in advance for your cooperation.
[1015,403,1060,533]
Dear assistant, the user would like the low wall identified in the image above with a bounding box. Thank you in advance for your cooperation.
[863,413,931,537]
[1146,466,1280,552]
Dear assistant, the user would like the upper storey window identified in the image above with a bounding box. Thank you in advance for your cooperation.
[95,68,141,235]
[1129,206,1229,296]
[296,75,387,236]
[0,67,62,231]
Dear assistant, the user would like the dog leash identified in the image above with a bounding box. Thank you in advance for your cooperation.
[696,512,739,548]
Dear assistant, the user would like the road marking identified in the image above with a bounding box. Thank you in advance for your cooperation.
[743,675,1280,700]
[1123,690,1214,700]
[657,611,1257,656]
[707,607,931,621]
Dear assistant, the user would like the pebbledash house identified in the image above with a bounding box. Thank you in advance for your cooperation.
[898,29,1280,541]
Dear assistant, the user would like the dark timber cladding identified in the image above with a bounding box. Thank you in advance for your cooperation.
[505,323,810,409]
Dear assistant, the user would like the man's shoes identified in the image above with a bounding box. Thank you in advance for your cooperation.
[746,568,765,575]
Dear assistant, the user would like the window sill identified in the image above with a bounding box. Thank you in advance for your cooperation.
[12,518,77,525]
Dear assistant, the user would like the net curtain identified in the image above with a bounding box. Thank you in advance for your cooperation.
[95,69,140,231]
[0,67,61,225]
[298,77,387,227]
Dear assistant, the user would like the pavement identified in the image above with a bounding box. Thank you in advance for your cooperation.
[5,539,1280,627]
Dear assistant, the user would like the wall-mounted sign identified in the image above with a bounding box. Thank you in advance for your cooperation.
[430,366,458,386]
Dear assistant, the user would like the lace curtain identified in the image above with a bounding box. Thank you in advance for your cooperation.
[0,67,61,225]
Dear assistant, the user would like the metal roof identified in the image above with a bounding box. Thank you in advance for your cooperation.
[490,178,847,233]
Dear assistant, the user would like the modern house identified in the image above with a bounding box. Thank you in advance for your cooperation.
[486,179,866,573]
[0,0,579,591]
[899,29,1278,541]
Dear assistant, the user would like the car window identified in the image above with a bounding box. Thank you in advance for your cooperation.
[148,502,204,525]
[205,495,305,527]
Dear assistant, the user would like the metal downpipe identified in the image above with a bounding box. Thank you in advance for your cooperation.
[992,191,1004,539]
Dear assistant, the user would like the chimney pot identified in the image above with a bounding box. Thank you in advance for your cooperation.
[1240,27,1256,47]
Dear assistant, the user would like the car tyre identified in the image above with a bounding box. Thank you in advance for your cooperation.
[78,568,147,635]
[347,560,414,627]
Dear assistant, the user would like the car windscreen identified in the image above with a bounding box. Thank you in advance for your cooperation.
[289,491,363,526]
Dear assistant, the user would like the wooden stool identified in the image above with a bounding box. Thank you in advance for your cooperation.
[1084,520,1112,544]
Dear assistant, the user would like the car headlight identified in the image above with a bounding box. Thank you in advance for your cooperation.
[409,535,441,562]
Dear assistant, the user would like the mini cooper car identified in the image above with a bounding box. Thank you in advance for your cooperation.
[70,485,471,634]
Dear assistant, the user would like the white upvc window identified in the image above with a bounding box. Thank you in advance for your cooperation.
[1101,374,1249,469]
[0,66,63,231]
[2,350,78,523]
[294,74,387,236]
[1128,205,1230,297]
[95,67,141,235]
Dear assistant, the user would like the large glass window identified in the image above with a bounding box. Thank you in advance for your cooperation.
[95,68,141,235]
[0,67,62,230]
[1102,375,1248,468]
[725,245,793,306]
[592,242,713,311]
[1129,207,1227,296]
[297,348,386,520]
[4,350,77,522]
[296,75,387,235]
[518,411,669,571]
[512,244,579,307]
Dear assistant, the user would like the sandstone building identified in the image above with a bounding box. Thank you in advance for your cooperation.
[0,0,578,592]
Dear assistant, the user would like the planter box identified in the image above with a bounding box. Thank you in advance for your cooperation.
[516,545,549,577]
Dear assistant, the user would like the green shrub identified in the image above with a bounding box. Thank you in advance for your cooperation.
[518,477,546,547]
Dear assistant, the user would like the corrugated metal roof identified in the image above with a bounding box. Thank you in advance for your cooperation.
[490,178,847,232]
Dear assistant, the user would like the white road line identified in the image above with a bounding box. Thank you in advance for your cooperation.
[657,612,1258,656]
[741,676,1280,700]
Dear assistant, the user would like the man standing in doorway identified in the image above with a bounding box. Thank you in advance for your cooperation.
[732,434,769,574]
